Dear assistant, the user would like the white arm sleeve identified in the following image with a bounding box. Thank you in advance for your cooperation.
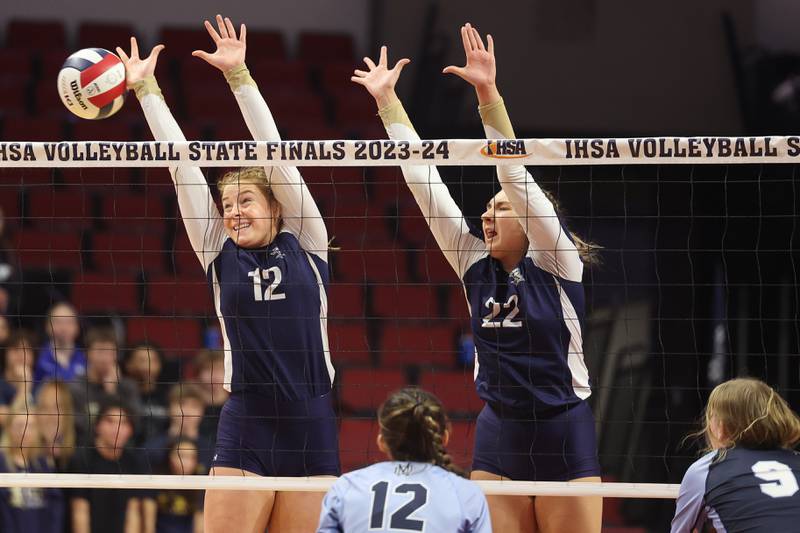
[225,65,328,263]
[478,99,583,282]
[134,77,226,272]
[378,101,486,279]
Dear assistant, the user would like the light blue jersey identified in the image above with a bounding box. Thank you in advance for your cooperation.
[317,461,491,533]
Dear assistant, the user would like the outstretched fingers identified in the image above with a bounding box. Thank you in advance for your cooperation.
[363,56,377,70]
[393,58,410,73]
[240,23,246,44]
[204,19,221,42]
[149,44,165,61]
[216,14,229,39]
[471,26,485,51]
[115,47,130,62]
[130,36,140,59]
[487,34,494,56]
[224,17,237,40]
[379,45,388,67]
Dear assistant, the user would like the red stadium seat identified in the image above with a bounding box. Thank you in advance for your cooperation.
[248,60,310,90]
[262,88,326,124]
[379,324,457,368]
[40,50,71,85]
[77,22,135,50]
[3,116,65,142]
[159,27,209,60]
[183,86,242,120]
[338,367,407,412]
[0,186,21,219]
[338,418,382,472]
[91,232,166,274]
[332,248,409,284]
[0,49,34,78]
[71,118,135,141]
[371,285,437,319]
[326,284,365,318]
[414,248,458,284]
[320,62,358,91]
[210,119,251,141]
[446,285,471,322]
[170,228,203,276]
[71,272,142,315]
[126,316,203,359]
[60,168,134,188]
[297,32,354,64]
[330,86,381,124]
[327,217,392,250]
[146,272,213,317]
[328,322,371,365]
[7,20,66,50]
[34,83,69,116]
[13,229,83,270]
[243,31,287,62]
[0,79,28,114]
[419,370,481,416]
[26,188,93,230]
[447,420,476,470]
[99,192,167,233]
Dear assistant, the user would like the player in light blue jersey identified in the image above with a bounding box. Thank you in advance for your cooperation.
[672,378,800,533]
[352,26,601,533]
[118,15,338,533]
[318,388,491,533]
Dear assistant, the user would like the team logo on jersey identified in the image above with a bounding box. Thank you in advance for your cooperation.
[394,462,414,476]
[481,139,528,159]
[510,267,525,286]
[270,247,285,260]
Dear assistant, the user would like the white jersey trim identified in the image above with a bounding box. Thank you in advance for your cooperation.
[305,252,335,385]
[554,277,591,400]
[210,262,234,392]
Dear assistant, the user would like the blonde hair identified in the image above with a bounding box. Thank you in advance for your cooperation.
[34,380,76,469]
[701,378,800,453]
[0,395,44,470]
[217,167,282,231]
[541,189,602,265]
[378,387,463,477]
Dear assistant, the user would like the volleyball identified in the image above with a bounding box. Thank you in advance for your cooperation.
[57,48,127,120]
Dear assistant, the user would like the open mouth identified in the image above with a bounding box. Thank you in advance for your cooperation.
[233,222,251,232]
[484,228,497,240]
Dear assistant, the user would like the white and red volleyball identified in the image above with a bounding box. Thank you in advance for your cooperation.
[57,48,127,120]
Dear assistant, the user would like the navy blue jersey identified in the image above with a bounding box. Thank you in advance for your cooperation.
[0,455,64,533]
[672,447,800,533]
[379,100,590,412]
[138,76,333,403]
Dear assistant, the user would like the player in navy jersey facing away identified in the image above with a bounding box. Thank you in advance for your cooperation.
[672,378,800,533]
[318,388,491,533]
[117,14,338,532]
[352,26,601,533]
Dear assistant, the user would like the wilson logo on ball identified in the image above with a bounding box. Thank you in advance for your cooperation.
[57,48,127,120]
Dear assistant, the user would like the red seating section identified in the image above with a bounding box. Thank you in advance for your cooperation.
[126,316,202,358]
[380,324,456,368]
[71,272,142,315]
[328,322,371,366]
[7,20,66,50]
[14,229,82,270]
[338,368,407,412]
[419,370,482,415]
[339,418,382,472]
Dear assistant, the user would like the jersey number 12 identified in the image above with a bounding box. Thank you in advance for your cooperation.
[370,481,428,531]
[247,267,286,301]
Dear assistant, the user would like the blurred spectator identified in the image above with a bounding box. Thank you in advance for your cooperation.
[145,384,212,472]
[155,438,204,533]
[34,302,86,391]
[0,330,37,420]
[35,380,76,472]
[194,349,228,461]
[68,398,155,533]
[0,315,10,347]
[0,398,65,533]
[0,206,19,314]
[124,342,170,445]
[70,328,141,445]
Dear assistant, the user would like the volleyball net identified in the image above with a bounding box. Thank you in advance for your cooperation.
[0,136,797,506]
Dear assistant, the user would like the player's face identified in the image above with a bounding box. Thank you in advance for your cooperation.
[481,191,529,267]
[95,408,133,449]
[48,303,79,345]
[169,443,198,475]
[221,183,281,248]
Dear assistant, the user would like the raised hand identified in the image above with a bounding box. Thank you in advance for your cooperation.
[116,37,165,87]
[443,23,499,105]
[192,14,246,73]
[351,45,410,108]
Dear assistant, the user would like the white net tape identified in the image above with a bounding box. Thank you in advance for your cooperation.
[1,135,798,167]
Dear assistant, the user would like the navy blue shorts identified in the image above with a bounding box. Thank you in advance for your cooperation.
[213,391,340,477]
[472,400,601,481]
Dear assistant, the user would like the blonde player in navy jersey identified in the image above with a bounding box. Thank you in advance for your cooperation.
[672,378,800,533]
[352,26,601,533]
[117,15,338,532]
[318,387,491,533]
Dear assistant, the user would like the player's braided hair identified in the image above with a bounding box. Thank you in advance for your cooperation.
[378,387,465,477]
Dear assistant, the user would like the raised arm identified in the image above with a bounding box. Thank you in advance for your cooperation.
[117,38,226,272]
[193,15,328,262]
[445,25,583,282]
[352,46,485,278]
